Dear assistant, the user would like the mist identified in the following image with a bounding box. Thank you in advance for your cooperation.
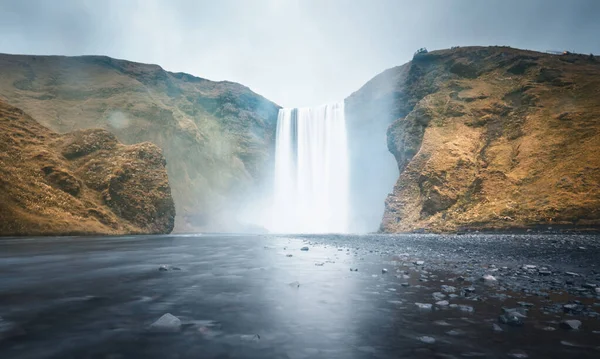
[2,0,600,108]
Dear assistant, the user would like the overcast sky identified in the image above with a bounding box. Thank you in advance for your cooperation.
[1,0,599,107]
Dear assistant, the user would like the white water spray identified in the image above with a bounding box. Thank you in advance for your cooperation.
[270,102,349,233]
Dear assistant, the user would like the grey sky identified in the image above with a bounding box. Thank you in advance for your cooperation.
[1,0,599,107]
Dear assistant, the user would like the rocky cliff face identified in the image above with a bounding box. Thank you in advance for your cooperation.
[368,46,600,232]
[0,54,279,232]
[0,100,175,236]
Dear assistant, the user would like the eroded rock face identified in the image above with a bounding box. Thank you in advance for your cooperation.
[0,100,175,236]
[0,54,279,233]
[349,46,600,232]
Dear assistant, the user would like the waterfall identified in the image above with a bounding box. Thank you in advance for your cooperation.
[270,102,349,233]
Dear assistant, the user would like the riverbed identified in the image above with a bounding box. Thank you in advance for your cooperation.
[1,233,599,358]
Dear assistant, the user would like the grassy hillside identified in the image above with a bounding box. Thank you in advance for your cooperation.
[0,100,175,236]
[348,46,600,232]
[0,54,280,232]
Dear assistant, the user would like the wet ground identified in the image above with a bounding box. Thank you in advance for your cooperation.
[0,233,599,359]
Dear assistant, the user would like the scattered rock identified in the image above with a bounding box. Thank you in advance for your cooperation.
[446,329,465,336]
[289,281,300,288]
[517,302,534,307]
[433,320,451,326]
[583,283,597,289]
[436,300,449,307]
[538,270,552,276]
[240,334,261,342]
[415,303,433,310]
[508,349,529,358]
[458,305,474,313]
[286,254,293,257]
[432,292,446,301]
[541,326,556,331]
[499,309,527,326]
[565,271,580,277]
[171,267,181,271]
[149,313,181,332]
[492,323,503,332]
[401,283,410,287]
[522,265,537,270]
[481,274,497,283]
[563,303,579,313]
[441,285,457,293]
[418,336,436,344]
[560,319,581,330]
[414,261,425,266]
[382,268,388,274]
[300,247,309,251]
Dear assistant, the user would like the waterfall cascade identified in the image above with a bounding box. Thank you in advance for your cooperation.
[270,102,349,233]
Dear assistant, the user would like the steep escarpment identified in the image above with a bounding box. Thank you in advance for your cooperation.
[0,54,279,232]
[355,46,600,232]
[0,100,175,236]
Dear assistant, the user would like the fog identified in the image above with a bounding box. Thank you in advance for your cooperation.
[1,0,599,108]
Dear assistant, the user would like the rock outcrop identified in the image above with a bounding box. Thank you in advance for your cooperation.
[0,100,175,236]
[0,54,279,232]
[350,46,600,232]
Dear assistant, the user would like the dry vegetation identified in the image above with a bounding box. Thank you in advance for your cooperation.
[380,46,600,232]
[0,54,279,232]
[0,100,175,236]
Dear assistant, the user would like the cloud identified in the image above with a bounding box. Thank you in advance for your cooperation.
[1,0,599,107]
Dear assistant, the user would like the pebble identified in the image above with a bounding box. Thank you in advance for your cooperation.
[508,350,529,358]
[158,265,169,271]
[538,270,552,276]
[499,311,526,326]
[436,300,449,306]
[446,329,465,336]
[414,261,425,266]
[300,247,309,251]
[522,265,537,270]
[482,274,497,283]
[458,305,474,313]
[432,292,446,301]
[517,302,534,307]
[433,320,451,326]
[492,323,503,332]
[441,285,457,293]
[149,313,181,332]
[541,326,556,331]
[401,283,410,287]
[415,303,433,310]
[565,271,580,277]
[560,319,581,330]
[583,283,597,289]
[418,336,435,344]
[382,268,388,274]
[286,254,293,257]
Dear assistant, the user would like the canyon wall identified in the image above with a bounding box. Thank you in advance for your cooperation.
[0,54,280,233]
[0,100,175,236]
[354,46,600,232]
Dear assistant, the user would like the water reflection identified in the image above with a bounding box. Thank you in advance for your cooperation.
[0,235,598,359]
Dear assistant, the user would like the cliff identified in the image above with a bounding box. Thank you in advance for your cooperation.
[357,46,600,232]
[0,100,175,236]
[0,54,280,233]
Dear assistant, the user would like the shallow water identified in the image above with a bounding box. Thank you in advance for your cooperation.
[0,234,599,358]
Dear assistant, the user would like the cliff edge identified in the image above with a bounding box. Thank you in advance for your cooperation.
[0,100,175,236]
[368,46,600,232]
